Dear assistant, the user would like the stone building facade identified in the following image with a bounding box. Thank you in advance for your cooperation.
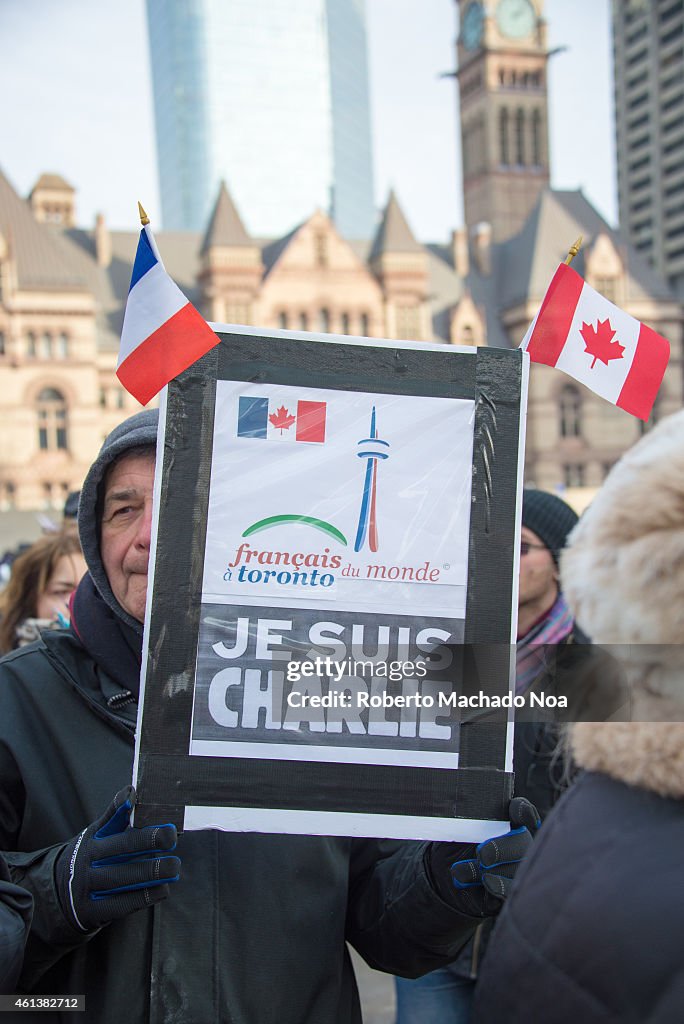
[0,164,681,518]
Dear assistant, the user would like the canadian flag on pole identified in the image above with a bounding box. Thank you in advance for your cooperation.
[521,263,670,420]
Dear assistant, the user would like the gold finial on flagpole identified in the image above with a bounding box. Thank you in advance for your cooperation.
[138,202,150,226]
[564,236,582,265]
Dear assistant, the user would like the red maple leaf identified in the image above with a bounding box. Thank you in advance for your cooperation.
[268,405,296,433]
[580,318,625,369]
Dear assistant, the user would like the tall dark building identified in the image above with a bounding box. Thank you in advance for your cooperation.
[613,0,684,297]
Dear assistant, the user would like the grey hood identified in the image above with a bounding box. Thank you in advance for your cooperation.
[78,408,159,633]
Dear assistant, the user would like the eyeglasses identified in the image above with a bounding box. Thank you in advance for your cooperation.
[520,541,549,556]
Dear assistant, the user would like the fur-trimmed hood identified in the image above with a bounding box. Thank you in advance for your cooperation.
[561,410,684,798]
[572,720,684,798]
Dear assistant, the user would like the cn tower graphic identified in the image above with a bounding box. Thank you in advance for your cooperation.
[354,406,390,552]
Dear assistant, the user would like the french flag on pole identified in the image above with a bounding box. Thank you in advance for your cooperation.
[521,263,670,420]
[117,210,220,405]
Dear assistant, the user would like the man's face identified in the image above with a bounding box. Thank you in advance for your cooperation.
[518,525,558,612]
[100,452,155,623]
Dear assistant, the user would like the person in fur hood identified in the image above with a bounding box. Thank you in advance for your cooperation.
[472,408,684,1024]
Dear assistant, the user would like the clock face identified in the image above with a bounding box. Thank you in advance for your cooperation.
[496,0,536,39]
[462,1,484,51]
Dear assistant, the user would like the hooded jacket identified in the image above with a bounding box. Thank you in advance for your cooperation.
[472,410,684,1024]
[0,410,481,1023]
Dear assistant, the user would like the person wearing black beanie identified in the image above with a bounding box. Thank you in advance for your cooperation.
[517,489,579,650]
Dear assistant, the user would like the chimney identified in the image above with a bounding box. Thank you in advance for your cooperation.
[472,222,492,276]
[95,213,111,268]
[452,228,469,278]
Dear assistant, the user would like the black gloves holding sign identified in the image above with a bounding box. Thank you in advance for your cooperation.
[52,787,533,935]
[55,787,180,933]
[427,797,540,918]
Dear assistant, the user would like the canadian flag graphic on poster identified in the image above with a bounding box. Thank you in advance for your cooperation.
[521,264,670,420]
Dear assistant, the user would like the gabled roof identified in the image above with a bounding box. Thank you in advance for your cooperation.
[30,173,75,193]
[369,190,423,262]
[66,227,204,351]
[200,180,252,253]
[495,189,674,310]
[0,168,88,290]
[259,224,304,275]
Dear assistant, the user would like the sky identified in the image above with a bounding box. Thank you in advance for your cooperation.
[0,0,616,242]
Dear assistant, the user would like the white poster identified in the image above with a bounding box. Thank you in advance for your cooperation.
[134,332,525,842]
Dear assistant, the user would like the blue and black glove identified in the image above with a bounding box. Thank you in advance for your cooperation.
[55,786,180,933]
[427,797,540,917]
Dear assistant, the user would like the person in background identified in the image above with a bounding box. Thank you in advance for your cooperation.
[473,409,684,1024]
[395,488,581,1024]
[515,489,581,700]
[0,532,86,654]
[61,491,80,534]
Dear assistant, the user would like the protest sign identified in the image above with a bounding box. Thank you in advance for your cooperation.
[133,326,527,841]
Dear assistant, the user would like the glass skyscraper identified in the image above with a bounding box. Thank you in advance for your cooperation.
[146,0,376,239]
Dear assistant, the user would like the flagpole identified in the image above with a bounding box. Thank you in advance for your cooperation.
[138,202,150,226]
[564,236,583,265]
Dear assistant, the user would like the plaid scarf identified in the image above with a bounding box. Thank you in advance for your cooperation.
[516,592,574,695]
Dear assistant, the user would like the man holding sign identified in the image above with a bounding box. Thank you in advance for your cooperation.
[0,410,537,1022]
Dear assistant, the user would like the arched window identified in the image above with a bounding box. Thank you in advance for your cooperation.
[594,276,617,302]
[278,311,288,330]
[559,385,582,438]
[57,332,69,358]
[515,108,525,164]
[531,109,542,166]
[0,331,5,356]
[396,305,421,341]
[299,312,309,331]
[563,463,585,487]
[41,332,53,359]
[500,108,510,165]
[341,312,350,334]
[319,308,330,332]
[462,325,475,346]
[360,312,370,336]
[37,387,68,451]
[27,332,37,358]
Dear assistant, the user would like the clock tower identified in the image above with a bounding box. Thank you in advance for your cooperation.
[455,0,550,242]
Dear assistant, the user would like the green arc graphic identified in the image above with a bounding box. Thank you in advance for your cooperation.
[242,515,347,545]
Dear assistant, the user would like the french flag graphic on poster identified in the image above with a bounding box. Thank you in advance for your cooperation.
[521,263,670,420]
[117,216,220,406]
[237,396,327,443]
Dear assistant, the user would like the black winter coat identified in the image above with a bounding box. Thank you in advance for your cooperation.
[473,771,684,1024]
[0,631,479,1024]
[0,854,32,994]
